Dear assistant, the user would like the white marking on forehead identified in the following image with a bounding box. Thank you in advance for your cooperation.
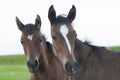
[60,25,71,54]
[28,35,33,41]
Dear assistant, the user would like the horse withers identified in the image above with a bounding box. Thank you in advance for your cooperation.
[48,5,120,80]
[16,15,68,80]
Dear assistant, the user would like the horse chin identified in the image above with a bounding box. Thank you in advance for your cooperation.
[66,70,77,75]
[64,63,79,75]
[28,66,39,73]
[62,65,77,75]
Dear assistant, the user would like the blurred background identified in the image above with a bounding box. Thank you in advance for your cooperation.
[0,0,120,55]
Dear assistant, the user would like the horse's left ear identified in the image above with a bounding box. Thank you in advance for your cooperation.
[35,15,41,30]
[16,17,24,31]
[67,5,76,23]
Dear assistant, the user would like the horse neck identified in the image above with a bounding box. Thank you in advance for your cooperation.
[74,38,91,63]
[39,40,50,73]
[31,43,50,80]
[44,42,69,80]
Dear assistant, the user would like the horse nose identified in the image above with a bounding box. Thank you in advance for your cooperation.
[65,62,79,75]
[27,59,39,72]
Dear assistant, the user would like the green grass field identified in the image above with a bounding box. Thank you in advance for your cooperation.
[0,65,30,80]
[0,55,30,80]
[0,46,120,80]
[108,46,120,51]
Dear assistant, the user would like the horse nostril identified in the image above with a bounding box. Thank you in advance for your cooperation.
[66,63,72,71]
[65,62,79,75]
[34,60,39,67]
[27,61,31,67]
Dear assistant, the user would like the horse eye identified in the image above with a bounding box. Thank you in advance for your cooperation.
[52,36,56,40]
[21,40,24,44]
[75,34,77,37]
[40,39,42,43]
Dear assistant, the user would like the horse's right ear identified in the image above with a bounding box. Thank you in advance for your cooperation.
[35,15,41,30]
[48,5,56,25]
[16,17,24,31]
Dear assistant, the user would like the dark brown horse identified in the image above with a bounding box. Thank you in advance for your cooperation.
[48,5,120,80]
[72,39,120,80]
[16,15,68,80]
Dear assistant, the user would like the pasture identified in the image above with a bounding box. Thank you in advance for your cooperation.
[108,46,120,51]
[0,55,30,80]
[0,46,120,80]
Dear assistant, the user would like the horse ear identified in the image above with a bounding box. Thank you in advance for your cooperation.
[67,5,76,23]
[48,5,56,25]
[35,15,41,30]
[16,17,24,31]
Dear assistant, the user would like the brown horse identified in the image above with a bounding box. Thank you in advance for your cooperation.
[48,5,120,80]
[16,15,68,80]
[48,5,79,75]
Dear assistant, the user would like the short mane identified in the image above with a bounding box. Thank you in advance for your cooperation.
[76,39,105,52]
[55,15,66,24]
[42,35,54,55]
[83,40,105,52]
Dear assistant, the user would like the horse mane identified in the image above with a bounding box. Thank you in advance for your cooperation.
[41,34,54,55]
[76,38,105,52]
[46,41,54,55]
[42,34,47,41]
[83,40,105,52]
[57,15,66,20]
[55,15,67,24]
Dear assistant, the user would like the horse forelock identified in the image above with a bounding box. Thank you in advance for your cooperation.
[54,15,74,28]
[57,14,67,19]
[24,24,36,34]
[54,15,67,25]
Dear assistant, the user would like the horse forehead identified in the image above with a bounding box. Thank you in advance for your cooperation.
[60,25,72,54]
[23,24,37,41]
[28,34,33,41]
[60,24,69,35]
[24,24,36,34]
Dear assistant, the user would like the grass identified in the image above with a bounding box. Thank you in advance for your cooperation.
[0,54,30,80]
[0,54,26,65]
[0,65,30,80]
[107,46,120,51]
[0,46,120,80]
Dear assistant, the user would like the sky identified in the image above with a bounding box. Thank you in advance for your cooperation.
[0,0,120,55]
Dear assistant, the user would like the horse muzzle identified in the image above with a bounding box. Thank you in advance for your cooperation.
[65,62,79,75]
[27,59,39,73]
